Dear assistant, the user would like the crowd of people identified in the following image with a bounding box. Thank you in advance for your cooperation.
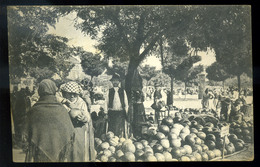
[10,73,252,162]
[143,87,199,101]
[11,73,147,162]
[201,87,250,124]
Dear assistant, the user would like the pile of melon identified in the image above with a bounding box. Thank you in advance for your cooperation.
[94,114,250,161]
[229,120,253,143]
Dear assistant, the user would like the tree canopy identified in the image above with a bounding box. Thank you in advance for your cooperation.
[8,6,75,83]
[206,62,230,82]
[81,52,106,80]
[8,6,252,95]
[139,64,158,84]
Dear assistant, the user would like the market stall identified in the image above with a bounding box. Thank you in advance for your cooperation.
[93,107,253,162]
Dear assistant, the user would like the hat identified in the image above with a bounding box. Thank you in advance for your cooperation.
[154,83,160,87]
[234,99,242,106]
[81,78,90,86]
[224,98,231,104]
[61,81,83,95]
[110,73,121,81]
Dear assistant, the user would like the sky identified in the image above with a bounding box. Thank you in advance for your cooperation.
[47,12,216,70]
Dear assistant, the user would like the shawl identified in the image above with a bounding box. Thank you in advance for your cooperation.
[25,89,75,161]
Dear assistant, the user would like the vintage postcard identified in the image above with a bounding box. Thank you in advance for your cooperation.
[8,5,253,162]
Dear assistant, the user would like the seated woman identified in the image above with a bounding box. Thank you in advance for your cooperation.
[61,81,95,162]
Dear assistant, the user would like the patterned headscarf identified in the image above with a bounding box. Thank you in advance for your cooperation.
[61,81,83,95]
[38,79,58,97]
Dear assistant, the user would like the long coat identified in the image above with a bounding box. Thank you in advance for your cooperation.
[24,95,75,162]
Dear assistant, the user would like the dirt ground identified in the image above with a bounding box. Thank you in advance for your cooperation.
[213,143,254,161]
[12,143,254,162]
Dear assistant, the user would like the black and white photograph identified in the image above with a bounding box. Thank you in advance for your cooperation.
[7,5,253,162]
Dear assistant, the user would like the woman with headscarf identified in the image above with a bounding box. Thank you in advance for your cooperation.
[201,88,214,109]
[23,79,75,162]
[132,88,146,139]
[61,81,95,162]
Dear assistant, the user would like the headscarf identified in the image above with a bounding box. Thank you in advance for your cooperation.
[38,79,57,97]
[61,81,83,95]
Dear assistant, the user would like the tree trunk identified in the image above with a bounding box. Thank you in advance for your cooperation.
[124,58,141,135]
[125,59,140,100]
[90,76,94,104]
[169,76,174,105]
[184,82,187,100]
[237,74,241,96]
[159,38,164,67]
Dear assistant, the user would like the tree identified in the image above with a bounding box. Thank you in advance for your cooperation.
[81,52,106,104]
[206,62,230,89]
[149,72,171,88]
[195,6,252,94]
[81,52,106,81]
[8,6,75,83]
[65,6,201,100]
[178,65,203,98]
[139,65,158,86]
[167,55,202,99]
[56,6,251,98]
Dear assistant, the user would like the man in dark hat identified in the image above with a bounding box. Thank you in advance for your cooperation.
[152,83,163,124]
[220,97,232,122]
[105,73,129,137]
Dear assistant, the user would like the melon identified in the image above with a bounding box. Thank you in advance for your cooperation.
[206,150,215,160]
[171,147,182,158]
[213,149,222,157]
[134,142,144,150]
[106,131,115,140]
[103,149,112,157]
[170,138,182,148]
[192,144,203,153]
[193,152,202,161]
[163,151,173,161]
[108,146,116,153]
[100,155,108,162]
[180,156,190,161]
[183,145,193,155]
[122,143,136,153]
[155,153,166,161]
[168,132,178,140]
[135,149,145,158]
[145,155,157,162]
[100,142,110,150]
[124,152,135,161]
[108,156,117,162]
[159,125,170,135]
[116,149,124,158]
[201,152,209,161]
[160,138,170,149]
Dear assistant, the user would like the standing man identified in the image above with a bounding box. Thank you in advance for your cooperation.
[80,79,92,112]
[152,83,163,124]
[106,73,129,137]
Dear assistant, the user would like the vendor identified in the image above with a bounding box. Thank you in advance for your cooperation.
[61,81,95,162]
[132,88,146,139]
[105,73,129,137]
[152,83,164,124]
[230,99,244,123]
[201,88,214,109]
[220,98,232,122]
